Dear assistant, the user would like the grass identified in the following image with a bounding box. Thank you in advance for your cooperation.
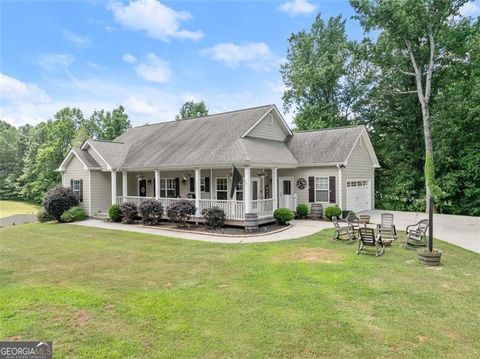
[0,223,479,358]
[0,200,39,218]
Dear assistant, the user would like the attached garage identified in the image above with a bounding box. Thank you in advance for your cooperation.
[346,180,371,213]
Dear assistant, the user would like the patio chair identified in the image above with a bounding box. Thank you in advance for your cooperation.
[332,216,355,241]
[405,219,429,248]
[357,227,385,256]
[346,214,366,237]
[377,213,397,244]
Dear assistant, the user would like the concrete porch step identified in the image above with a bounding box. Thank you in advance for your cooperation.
[92,210,109,220]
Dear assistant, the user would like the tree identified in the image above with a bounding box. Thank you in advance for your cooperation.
[175,101,208,120]
[101,105,131,140]
[350,0,468,213]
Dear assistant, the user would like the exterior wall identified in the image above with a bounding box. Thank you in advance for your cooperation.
[247,113,287,141]
[90,170,111,214]
[63,155,90,215]
[86,146,108,169]
[278,167,339,209]
[343,136,376,210]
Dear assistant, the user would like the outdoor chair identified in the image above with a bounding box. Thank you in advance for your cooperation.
[405,219,429,248]
[357,227,385,256]
[377,213,398,244]
[346,214,366,237]
[332,216,355,241]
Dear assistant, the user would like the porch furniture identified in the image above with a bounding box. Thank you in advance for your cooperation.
[346,214,366,236]
[377,213,397,244]
[332,216,355,241]
[357,227,385,256]
[405,219,429,248]
[359,214,371,224]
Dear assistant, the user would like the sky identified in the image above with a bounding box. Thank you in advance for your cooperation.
[1,0,479,127]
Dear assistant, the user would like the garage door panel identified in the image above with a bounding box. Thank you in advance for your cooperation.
[346,180,370,213]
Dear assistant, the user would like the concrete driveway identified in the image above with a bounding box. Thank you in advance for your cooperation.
[362,210,480,253]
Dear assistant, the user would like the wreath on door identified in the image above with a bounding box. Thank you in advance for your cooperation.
[296,178,307,190]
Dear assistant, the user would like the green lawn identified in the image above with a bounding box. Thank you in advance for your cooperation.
[0,223,479,358]
[0,200,39,218]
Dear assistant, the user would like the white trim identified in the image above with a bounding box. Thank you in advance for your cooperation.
[344,127,380,168]
[88,170,92,216]
[337,165,343,210]
[241,105,293,138]
[81,139,112,170]
[345,178,371,212]
[314,176,330,203]
[215,177,228,201]
[58,149,90,171]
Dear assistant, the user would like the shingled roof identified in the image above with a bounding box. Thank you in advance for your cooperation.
[64,105,377,170]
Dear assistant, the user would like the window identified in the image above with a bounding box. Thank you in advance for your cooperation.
[315,177,329,202]
[200,177,206,192]
[282,180,291,195]
[216,178,228,200]
[160,178,176,198]
[72,179,80,198]
[235,181,243,201]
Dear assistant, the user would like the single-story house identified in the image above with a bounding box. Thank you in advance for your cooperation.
[57,104,380,226]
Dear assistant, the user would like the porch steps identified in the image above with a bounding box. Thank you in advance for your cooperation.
[92,210,109,221]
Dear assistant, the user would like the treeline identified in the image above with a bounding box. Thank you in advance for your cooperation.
[0,106,131,203]
[282,2,480,216]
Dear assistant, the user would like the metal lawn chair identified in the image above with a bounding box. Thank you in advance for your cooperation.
[405,219,429,247]
[357,227,385,256]
[332,216,355,241]
[377,213,397,244]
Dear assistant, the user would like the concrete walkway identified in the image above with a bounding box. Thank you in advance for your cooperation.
[362,210,480,253]
[73,219,332,244]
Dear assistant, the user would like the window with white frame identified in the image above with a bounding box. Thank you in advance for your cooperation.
[72,179,80,198]
[160,178,176,198]
[315,177,329,202]
[235,181,243,201]
[216,178,228,200]
[200,177,206,192]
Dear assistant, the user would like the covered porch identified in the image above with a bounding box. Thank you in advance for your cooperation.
[109,167,286,224]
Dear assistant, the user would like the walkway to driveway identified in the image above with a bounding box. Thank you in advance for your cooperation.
[74,219,332,244]
[362,210,480,253]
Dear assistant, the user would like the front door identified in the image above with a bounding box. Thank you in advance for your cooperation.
[279,177,294,210]
[139,179,147,197]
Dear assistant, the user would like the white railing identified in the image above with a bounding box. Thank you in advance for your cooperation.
[252,199,274,219]
[198,199,245,220]
[116,196,153,206]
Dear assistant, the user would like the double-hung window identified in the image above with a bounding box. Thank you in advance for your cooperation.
[160,178,176,198]
[216,178,228,200]
[315,177,329,202]
[235,181,243,201]
[72,179,81,198]
[200,177,206,192]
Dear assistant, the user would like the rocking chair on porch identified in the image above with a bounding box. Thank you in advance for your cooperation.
[332,216,355,241]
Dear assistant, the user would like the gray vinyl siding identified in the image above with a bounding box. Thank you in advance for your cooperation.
[63,155,90,215]
[343,137,375,210]
[247,113,287,141]
[90,170,111,214]
[277,167,339,209]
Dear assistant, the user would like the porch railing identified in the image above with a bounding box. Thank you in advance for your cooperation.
[116,196,273,221]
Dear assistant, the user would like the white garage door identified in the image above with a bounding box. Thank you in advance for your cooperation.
[346,180,371,213]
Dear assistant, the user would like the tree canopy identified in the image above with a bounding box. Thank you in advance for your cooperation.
[175,100,209,120]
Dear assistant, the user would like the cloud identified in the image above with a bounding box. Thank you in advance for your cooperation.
[278,0,316,16]
[460,1,480,17]
[109,0,203,42]
[123,53,138,63]
[134,53,171,83]
[0,73,51,104]
[63,29,91,46]
[37,54,74,73]
[124,96,157,115]
[201,42,283,71]
[86,61,104,70]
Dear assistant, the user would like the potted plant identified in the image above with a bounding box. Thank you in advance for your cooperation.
[417,197,442,266]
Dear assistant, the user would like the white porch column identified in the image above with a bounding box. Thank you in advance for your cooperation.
[272,167,278,210]
[195,168,201,217]
[122,170,128,199]
[111,170,117,205]
[244,166,252,213]
[337,165,343,210]
[155,170,161,200]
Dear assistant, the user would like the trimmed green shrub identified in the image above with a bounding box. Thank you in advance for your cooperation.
[202,206,226,228]
[37,208,54,223]
[324,205,342,220]
[108,204,122,222]
[274,208,294,225]
[43,185,79,221]
[120,202,138,224]
[346,211,356,220]
[296,203,309,219]
[60,206,87,223]
[139,199,164,225]
[167,200,196,227]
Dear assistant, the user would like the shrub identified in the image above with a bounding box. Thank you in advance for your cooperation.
[120,202,138,224]
[139,199,164,225]
[202,206,226,228]
[324,205,342,220]
[37,208,54,223]
[274,208,294,225]
[43,185,79,221]
[108,204,122,222]
[346,211,356,220]
[167,200,196,227]
[296,203,309,219]
[60,206,87,223]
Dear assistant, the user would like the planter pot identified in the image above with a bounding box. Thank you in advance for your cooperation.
[417,249,442,266]
[310,203,323,219]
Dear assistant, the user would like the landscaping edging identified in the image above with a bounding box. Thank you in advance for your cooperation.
[138,223,293,238]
